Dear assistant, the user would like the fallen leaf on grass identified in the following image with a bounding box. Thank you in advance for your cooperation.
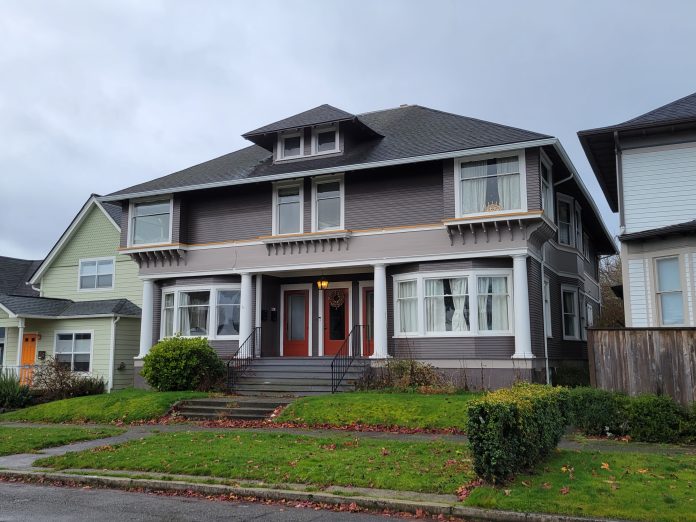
[560,486,570,495]
[637,469,649,474]
[504,489,511,496]
[541,482,552,490]
[601,462,611,470]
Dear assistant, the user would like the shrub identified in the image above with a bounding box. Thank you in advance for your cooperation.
[627,394,687,443]
[357,359,448,391]
[0,370,31,410]
[552,364,590,387]
[467,383,569,483]
[142,336,225,391]
[31,357,106,401]
[566,387,630,437]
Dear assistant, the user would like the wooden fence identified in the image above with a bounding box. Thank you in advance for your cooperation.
[587,328,696,406]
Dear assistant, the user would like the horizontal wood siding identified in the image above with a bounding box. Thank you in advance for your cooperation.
[113,317,140,390]
[525,147,541,211]
[443,159,455,218]
[546,271,587,360]
[589,328,696,406]
[528,257,545,358]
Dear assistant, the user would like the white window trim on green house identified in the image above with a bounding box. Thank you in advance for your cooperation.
[78,257,115,291]
[160,285,241,341]
[54,330,93,373]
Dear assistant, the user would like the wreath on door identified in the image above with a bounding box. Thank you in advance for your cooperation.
[327,289,345,309]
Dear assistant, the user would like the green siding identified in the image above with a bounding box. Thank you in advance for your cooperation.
[2,327,19,368]
[113,318,140,390]
[40,206,142,306]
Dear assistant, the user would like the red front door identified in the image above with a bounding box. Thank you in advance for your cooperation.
[362,287,374,357]
[283,290,309,356]
[323,288,349,356]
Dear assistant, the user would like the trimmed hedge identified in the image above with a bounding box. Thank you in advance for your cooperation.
[142,337,225,391]
[467,383,568,483]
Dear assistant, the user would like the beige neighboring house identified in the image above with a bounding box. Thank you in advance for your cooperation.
[0,195,142,390]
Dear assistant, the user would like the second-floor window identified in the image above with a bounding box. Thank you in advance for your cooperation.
[458,155,522,215]
[557,198,573,246]
[79,258,114,290]
[131,199,171,246]
[274,183,303,235]
[312,176,344,231]
[656,256,684,325]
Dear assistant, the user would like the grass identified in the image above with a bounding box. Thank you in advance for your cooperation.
[275,391,479,430]
[465,449,696,522]
[0,426,123,456]
[0,389,207,424]
[36,430,474,494]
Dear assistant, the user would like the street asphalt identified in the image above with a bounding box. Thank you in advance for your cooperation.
[0,482,396,521]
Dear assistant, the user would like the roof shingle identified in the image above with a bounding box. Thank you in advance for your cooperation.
[243,104,356,136]
[0,294,141,318]
[0,257,42,297]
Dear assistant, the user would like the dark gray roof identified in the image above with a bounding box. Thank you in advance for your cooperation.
[612,91,696,130]
[0,295,141,318]
[243,104,356,136]
[0,257,42,297]
[106,105,551,198]
[100,201,122,226]
[619,219,696,242]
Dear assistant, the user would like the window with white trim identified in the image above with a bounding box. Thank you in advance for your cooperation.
[458,155,522,215]
[582,233,591,260]
[160,286,241,340]
[557,197,573,246]
[656,256,684,326]
[79,258,114,290]
[543,278,552,338]
[278,131,304,159]
[583,298,594,341]
[55,332,91,372]
[394,271,513,336]
[274,183,303,235]
[541,156,553,219]
[424,277,469,333]
[561,287,579,339]
[574,205,583,251]
[130,199,171,246]
[312,177,343,232]
[311,124,339,155]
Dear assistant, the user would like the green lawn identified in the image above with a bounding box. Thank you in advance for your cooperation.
[36,430,474,494]
[0,426,123,456]
[465,449,696,522]
[0,389,207,424]
[275,391,479,431]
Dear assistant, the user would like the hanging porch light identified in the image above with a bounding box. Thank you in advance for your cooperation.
[316,277,329,290]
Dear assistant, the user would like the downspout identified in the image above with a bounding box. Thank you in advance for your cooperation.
[541,245,551,384]
[553,171,574,187]
[108,316,120,392]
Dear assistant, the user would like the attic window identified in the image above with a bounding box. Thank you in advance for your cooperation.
[279,132,304,159]
[312,124,339,155]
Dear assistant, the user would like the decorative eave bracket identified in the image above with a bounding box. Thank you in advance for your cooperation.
[127,247,187,268]
[261,231,352,256]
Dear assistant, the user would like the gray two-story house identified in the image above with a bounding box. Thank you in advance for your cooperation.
[101,104,615,391]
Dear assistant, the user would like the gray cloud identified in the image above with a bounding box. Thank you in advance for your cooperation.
[2,0,695,259]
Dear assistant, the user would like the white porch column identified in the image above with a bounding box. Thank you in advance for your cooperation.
[239,272,254,356]
[16,319,25,367]
[138,279,154,358]
[511,254,534,359]
[371,263,389,359]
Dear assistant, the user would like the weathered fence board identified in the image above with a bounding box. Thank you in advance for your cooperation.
[587,328,696,406]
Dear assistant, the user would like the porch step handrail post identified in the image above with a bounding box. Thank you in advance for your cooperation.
[239,272,254,358]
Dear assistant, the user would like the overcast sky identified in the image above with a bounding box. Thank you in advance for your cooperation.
[1,0,695,260]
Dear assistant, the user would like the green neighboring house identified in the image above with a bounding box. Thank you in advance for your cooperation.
[0,195,142,390]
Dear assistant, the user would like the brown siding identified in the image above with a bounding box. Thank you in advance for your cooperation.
[172,197,182,244]
[344,161,444,229]
[526,147,541,211]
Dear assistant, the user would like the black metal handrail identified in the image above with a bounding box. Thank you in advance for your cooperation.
[330,324,363,393]
[225,326,261,389]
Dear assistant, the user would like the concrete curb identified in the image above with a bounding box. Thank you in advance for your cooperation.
[0,469,628,522]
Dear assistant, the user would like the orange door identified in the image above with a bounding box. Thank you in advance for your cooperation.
[362,287,374,357]
[20,333,37,385]
[323,288,349,356]
[283,290,309,356]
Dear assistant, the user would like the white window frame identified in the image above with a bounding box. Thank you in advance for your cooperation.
[540,150,554,219]
[655,255,685,327]
[583,297,594,341]
[574,202,583,253]
[582,232,591,260]
[128,196,173,247]
[77,257,115,292]
[272,180,304,236]
[277,131,305,160]
[311,174,345,232]
[159,285,242,341]
[311,124,340,155]
[53,330,94,373]
[453,149,527,219]
[556,194,575,247]
[561,285,580,340]
[543,277,552,338]
[393,269,514,338]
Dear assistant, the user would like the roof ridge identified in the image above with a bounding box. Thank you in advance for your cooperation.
[619,90,696,126]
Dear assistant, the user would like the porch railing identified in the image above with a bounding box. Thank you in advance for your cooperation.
[331,324,363,393]
[1,365,37,385]
[225,327,262,389]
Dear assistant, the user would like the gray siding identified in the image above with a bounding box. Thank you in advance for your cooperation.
[443,159,455,218]
[112,317,140,390]
[546,271,587,360]
[526,147,541,211]
[528,257,545,358]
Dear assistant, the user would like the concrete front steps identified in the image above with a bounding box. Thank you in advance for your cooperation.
[175,396,295,421]
[232,357,367,396]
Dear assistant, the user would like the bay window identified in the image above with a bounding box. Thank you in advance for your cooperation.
[274,183,303,235]
[312,176,344,232]
[160,286,241,339]
[79,258,114,290]
[656,257,684,326]
[557,198,573,246]
[130,199,171,246]
[458,154,522,215]
[55,332,91,372]
[394,271,513,336]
